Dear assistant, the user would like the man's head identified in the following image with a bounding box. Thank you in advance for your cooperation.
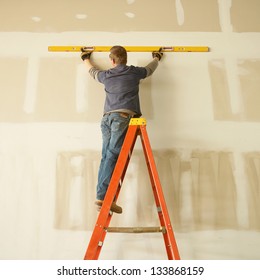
[109,45,127,65]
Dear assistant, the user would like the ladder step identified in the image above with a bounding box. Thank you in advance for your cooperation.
[106,226,165,233]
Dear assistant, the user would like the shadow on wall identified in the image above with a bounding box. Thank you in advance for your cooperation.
[54,149,260,232]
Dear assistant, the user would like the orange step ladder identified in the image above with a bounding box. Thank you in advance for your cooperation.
[84,118,180,260]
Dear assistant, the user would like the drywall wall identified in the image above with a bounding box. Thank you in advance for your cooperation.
[0,0,260,260]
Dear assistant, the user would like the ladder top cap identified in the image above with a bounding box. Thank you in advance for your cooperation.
[129,118,147,126]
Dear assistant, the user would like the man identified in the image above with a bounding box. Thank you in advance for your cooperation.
[81,45,163,214]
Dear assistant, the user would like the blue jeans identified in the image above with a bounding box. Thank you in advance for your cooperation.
[96,113,131,200]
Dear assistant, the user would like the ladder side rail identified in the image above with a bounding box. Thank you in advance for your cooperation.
[91,125,139,259]
[139,125,174,259]
[139,125,181,260]
[139,131,161,206]
[84,124,139,260]
[112,127,139,204]
[139,125,168,219]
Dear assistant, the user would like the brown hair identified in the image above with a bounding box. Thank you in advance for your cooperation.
[109,45,127,65]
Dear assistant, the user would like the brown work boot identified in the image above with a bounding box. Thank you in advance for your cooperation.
[95,200,122,214]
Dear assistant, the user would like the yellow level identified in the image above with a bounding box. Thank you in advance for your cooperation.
[48,45,209,53]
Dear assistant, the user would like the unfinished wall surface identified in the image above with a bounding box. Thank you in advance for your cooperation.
[0,0,260,260]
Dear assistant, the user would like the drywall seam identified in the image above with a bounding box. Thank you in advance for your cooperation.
[218,0,233,32]
[24,56,39,113]
[225,57,243,116]
[232,153,249,228]
[175,0,184,26]
[218,0,243,116]
[75,64,88,113]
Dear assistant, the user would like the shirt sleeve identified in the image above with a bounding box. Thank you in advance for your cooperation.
[144,58,159,77]
[89,66,101,81]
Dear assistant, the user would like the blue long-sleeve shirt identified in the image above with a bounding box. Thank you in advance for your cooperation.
[89,59,158,116]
